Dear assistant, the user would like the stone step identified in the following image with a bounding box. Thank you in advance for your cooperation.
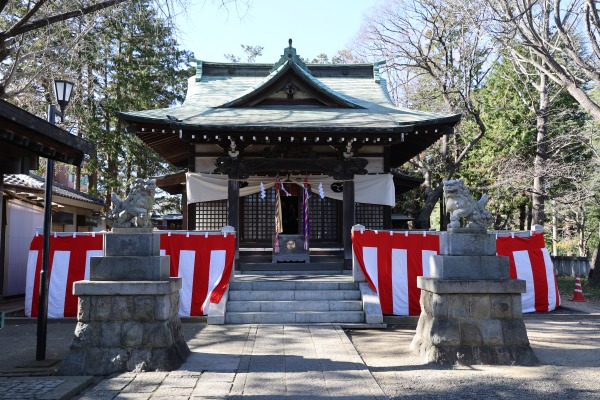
[225,311,365,324]
[226,300,364,312]
[236,270,351,277]
[224,272,364,325]
[239,254,343,262]
[229,281,358,291]
[239,262,344,272]
[227,289,362,302]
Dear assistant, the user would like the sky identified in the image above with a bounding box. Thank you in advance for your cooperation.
[175,0,379,63]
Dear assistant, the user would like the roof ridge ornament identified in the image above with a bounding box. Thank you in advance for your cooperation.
[271,38,309,73]
[373,60,385,84]
[188,57,203,82]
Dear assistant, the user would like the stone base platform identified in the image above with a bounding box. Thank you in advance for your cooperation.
[59,278,190,375]
[410,277,538,366]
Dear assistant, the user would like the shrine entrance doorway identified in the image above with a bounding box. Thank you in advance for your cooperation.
[281,196,299,235]
[239,188,341,246]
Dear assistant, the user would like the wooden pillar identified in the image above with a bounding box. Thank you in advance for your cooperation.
[181,185,188,230]
[228,172,240,265]
[342,177,355,269]
[0,174,5,296]
[187,144,196,230]
[187,204,196,231]
[383,146,392,230]
[383,205,392,229]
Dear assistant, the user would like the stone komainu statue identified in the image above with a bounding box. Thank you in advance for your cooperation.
[443,178,493,230]
[106,178,157,229]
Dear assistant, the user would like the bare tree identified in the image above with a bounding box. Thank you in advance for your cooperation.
[357,0,494,228]
[0,0,245,100]
[485,0,600,122]
[0,1,130,98]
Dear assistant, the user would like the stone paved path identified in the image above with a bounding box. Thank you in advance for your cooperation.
[0,378,65,399]
[77,324,387,399]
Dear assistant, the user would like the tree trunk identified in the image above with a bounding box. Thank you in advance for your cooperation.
[576,211,586,257]
[415,185,444,229]
[89,171,97,195]
[551,201,558,256]
[532,72,548,226]
[439,195,447,231]
[519,201,527,231]
[590,244,600,287]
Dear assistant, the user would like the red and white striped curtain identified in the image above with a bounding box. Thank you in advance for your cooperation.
[25,234,103,318]
[25,232,235,318]
[161,232,235,316]
[352,230,560,315]
[496,233,561,313]
[352,230,439,316]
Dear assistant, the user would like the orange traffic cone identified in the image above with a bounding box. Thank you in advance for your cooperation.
[570,274,588,302]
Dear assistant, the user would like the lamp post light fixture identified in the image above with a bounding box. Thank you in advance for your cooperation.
[36,80,74,361]
[53,79,74,121]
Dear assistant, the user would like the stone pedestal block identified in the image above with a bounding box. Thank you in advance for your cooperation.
[440,233,496,256]
[411,231,537,366]
[411,277,538,365]
[60,278,189,375]
[430,255,510,280]
[90,232,170,282]
[90,256,170,281]
[104,232,160,257]
[60,233,189,376]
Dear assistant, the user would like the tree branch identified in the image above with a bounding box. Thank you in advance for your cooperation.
[0,0,10,15]
[0,0,48,41]
[1,0,127,45]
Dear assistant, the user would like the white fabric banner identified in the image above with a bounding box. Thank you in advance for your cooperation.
[541,248,559,312]
[363,247,379,292]
[47,251,70,318]
[186,173,396,207]
[24,250,38,318]
[178,250,196,317]
[201,250,227,315]
[392,248,409,316]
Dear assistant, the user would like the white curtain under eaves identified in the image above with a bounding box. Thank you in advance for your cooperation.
[186,173,395,207]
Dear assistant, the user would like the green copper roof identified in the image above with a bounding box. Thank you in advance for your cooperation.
[217,59,364,109]
[120,43,461,132]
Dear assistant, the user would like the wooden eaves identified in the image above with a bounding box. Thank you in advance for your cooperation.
[0,99,93,166]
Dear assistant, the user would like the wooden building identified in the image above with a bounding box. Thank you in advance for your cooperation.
[119,41,461,268]
[0,99,96,297]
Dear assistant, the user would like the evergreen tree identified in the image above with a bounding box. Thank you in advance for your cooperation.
[77,0,191,207]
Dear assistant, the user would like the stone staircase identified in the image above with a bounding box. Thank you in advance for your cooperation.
[224,272,366,324]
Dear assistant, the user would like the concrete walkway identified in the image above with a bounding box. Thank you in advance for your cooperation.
[77,324,386,399]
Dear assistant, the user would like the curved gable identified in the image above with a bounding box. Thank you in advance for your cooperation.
[217,60,364,109]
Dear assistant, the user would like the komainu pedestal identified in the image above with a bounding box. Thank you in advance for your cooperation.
[410,231,538,365]
[59,231,190,375]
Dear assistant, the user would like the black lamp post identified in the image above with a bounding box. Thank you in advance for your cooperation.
[36,79,74,361]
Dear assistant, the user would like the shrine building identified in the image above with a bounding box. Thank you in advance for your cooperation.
[119,40,461,270]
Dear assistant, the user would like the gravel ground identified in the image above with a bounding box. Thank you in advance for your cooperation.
[347,300,600,400]
[0,320,76,374]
